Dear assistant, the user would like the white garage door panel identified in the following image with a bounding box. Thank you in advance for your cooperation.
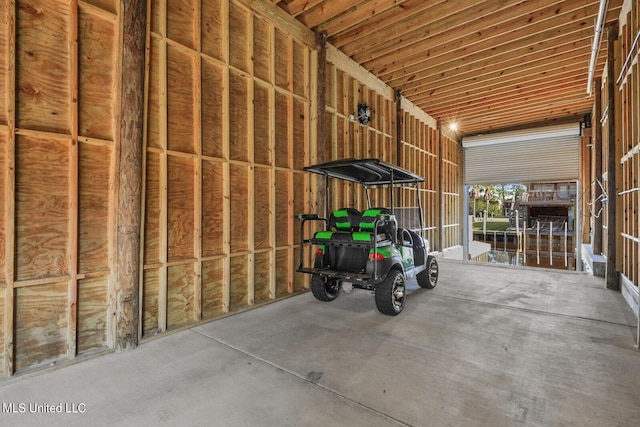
[463,124,581,185]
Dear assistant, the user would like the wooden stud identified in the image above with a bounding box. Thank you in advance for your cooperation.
[606,23,619,291]
[193,0,202,321]
[4,0,16,377]
[68,0,80,360]
[594,77,603,254]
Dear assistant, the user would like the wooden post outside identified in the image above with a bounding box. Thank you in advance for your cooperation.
[316,31,327,218]
[593,77,603,254]
[606,23,619,291]
[116,0,147,351]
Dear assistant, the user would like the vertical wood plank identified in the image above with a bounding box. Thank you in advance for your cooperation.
[594,76,603,254]
[4,0,16,377]
[606,24,619,290]
[68,0,80,360]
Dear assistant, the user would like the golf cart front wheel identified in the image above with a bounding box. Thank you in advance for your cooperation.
[310,274,340,301]
[375,269,405,315]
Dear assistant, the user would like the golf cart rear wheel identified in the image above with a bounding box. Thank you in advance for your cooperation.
[375,269,405,315]
[310,274,340,301]
[417,256,438,289]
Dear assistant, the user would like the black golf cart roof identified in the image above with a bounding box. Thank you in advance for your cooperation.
[304,158,424,186]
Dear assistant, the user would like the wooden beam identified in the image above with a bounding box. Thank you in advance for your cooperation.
[3,0,16,377]
[395,89,402,167]
[606,23,619,290]
[593,77,603,254]
[68,0,79,360]
[316,31,327,217]
[116,0,147,350]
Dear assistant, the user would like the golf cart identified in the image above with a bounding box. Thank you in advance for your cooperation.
[296,158,438,315]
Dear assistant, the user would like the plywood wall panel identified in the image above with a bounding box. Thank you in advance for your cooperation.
[78,6,116,140]
[167,263,194,328]
[254,167,271,250]
[167,0,196,50]
[167,46,195,154]
[229,255,248,311]
[229,71,249,162]
[275,28,289,90]
[201,58,224,159]
[334,69,343,114]
[253,17,271,83]
[275,249,289,296]
[253,251,271,304]
[201,0,224,61]
[150,0,161,34]
[275,170,290,247]
[144,151,161,264]
[0,131,5,281]
[293,172,305,243]
[229,164,248,253]
[16,0,71,134]
[0,287,4,376]
[0,2,7,125]
[293,249,305,293]
[201,258,223,318]
[15,136,69,281]
[254,83,271,165]
[202,160,224,257]
[142,268,160,337]
[293,98,306,170]
[275,91,289,168]
[293,40,305,97]
[167,156,195,262]
[229,2,249,73]
[77,276,108,353]
[15,282,68,372]
[78,143,110,273]
[147,37,161,150]
[140,0,311,346]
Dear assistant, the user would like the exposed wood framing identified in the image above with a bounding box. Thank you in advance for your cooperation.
[594,76,603,254]
[316,31,327,217]
[615,0,639,343]
[3,0,16,377]
[606,23,619,291]
[68,0,79,360]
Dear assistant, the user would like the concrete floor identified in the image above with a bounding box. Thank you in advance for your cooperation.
[0,259,638,426]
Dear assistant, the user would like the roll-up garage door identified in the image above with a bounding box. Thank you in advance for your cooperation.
[462,123,581,185]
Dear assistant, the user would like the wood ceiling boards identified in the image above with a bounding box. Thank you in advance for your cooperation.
[272,0,624,136]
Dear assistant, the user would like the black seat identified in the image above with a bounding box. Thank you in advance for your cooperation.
[328,208,361,231]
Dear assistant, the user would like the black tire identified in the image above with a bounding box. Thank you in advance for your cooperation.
[310,274,340,302]
[417,256,438,289]
[374,269,405,315]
